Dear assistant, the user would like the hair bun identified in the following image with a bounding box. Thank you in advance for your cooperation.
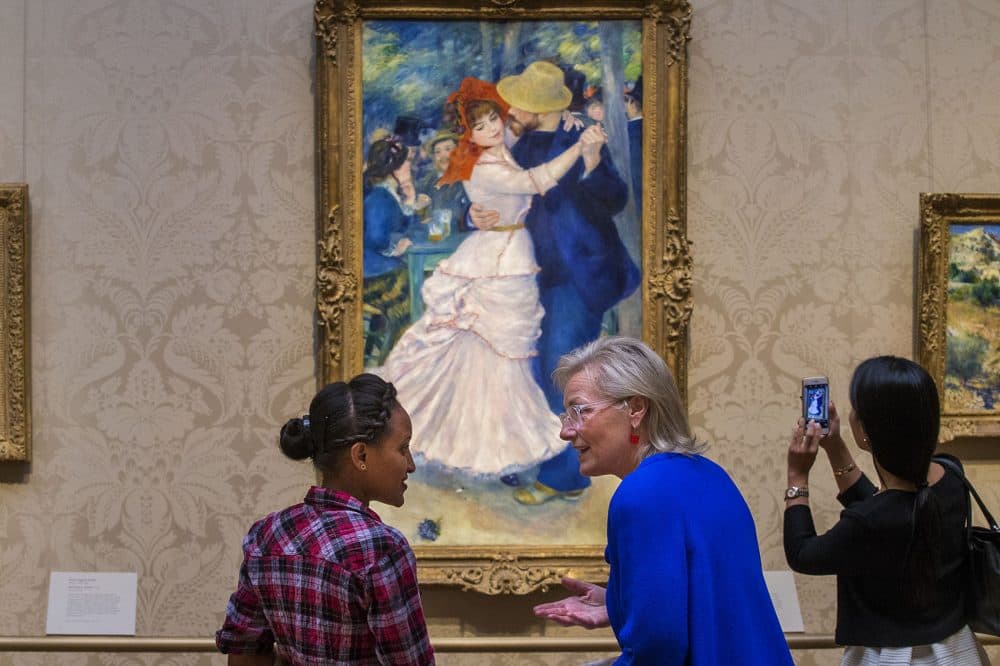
[279,416,314,461]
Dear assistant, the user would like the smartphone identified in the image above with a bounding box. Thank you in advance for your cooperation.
[801,376,830,435]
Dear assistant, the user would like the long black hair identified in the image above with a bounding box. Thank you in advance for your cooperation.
[849,355,942,608]
[278,373,398,470]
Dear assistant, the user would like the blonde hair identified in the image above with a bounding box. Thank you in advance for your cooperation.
[552,336,704,458]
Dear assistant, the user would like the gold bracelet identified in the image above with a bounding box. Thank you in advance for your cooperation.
[834,462,856,477]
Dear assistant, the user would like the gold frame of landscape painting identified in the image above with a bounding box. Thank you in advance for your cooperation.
[918,193,1000,443]
[313,0,692,593]
[0,184,30,462]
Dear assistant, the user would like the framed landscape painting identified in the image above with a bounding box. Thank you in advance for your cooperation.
[918,193,1000,443]
[313,0,692,593]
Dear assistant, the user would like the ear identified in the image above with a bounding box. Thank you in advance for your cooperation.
[855,421,872,452]
[349,441,369,471]
[627,396,649,430]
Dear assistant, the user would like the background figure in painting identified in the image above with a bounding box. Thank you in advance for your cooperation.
[416,130,470,234]
[561,64,589,117]
[394,116,431,189]
[362,137,420,363]
[377,77,607,479]
[624,77,642,208]
[532,337,792,665]
[482,60,640,503]
[584,87,604,124]
[216,374,434,665]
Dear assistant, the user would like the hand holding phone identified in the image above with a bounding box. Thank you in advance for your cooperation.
[801,376,830,435]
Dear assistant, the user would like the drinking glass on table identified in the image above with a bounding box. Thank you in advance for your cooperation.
[428,208,452,241]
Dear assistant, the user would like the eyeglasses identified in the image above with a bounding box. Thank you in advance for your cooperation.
[559,400,624,429]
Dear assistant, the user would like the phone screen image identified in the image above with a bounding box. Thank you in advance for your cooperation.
[803,384,829,425]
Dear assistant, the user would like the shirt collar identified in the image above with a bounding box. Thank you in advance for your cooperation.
[375,180,404,206]
[304,485,383,523]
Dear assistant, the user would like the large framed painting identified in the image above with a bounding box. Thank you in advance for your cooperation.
[918,193,1000,443]
[313,0,692,593]
[0,183,30,462]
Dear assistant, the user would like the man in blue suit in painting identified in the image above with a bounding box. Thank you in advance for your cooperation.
[472,61,640,504]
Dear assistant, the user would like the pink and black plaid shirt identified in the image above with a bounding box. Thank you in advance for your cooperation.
[216,486,434,665]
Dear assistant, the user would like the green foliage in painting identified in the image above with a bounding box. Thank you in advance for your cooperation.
[947,330,988,383]
[971,278,1000,307]
[361,20,641,142]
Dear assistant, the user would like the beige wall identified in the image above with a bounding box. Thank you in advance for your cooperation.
[0,0,998,664]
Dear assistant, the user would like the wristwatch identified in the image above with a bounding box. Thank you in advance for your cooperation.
[785,486,809,500]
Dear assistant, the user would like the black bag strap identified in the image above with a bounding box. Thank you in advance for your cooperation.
[934,455,1000,532]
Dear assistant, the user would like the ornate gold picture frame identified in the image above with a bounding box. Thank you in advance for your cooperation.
[0,183,30,462]
[918,193,1000,443]
[313,0,691,593]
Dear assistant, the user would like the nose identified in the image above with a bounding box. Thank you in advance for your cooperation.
[559,420,577,441]
[406,451,416,473]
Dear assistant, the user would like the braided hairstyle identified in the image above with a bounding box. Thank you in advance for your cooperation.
[279,373,399,470]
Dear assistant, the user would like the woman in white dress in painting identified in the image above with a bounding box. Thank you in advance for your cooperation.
[378,77,607,479]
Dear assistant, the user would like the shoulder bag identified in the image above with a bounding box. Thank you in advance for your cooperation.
[935,455,1000,636]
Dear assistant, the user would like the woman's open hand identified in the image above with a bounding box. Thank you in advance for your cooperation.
[561,110,585,132]
[532,577,610,629]
[389,238,412,256]
[468,203,500,230]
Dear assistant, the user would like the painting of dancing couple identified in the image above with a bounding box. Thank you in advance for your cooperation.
[361,18,645,546]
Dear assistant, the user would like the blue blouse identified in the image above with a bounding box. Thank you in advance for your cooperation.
[605,453,792,665]
[363,185,417,279]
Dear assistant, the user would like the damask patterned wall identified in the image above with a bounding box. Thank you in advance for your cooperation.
[0,1,997,664]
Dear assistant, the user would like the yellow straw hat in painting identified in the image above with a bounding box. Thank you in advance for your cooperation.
[496,61,573,114]
[424,129,460,155]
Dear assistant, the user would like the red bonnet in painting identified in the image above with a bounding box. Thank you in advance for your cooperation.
[437,77,510,186]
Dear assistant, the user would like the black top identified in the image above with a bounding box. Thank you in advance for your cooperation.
[784,455,968,647]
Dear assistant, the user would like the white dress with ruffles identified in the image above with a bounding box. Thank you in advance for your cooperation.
[378,145,564,478]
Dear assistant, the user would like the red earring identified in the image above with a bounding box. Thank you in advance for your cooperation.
[629,432,640,445]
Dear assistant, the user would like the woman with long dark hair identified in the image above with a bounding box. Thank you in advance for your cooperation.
[784,355,987,664]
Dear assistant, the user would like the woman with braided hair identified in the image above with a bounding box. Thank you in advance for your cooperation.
[216,373,434,665]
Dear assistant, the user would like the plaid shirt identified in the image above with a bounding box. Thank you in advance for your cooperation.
[216,487,434,665]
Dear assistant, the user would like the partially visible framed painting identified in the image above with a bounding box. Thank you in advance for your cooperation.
[314,0,692,593]
[0,183,30,462]
[918,193,1000,443]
